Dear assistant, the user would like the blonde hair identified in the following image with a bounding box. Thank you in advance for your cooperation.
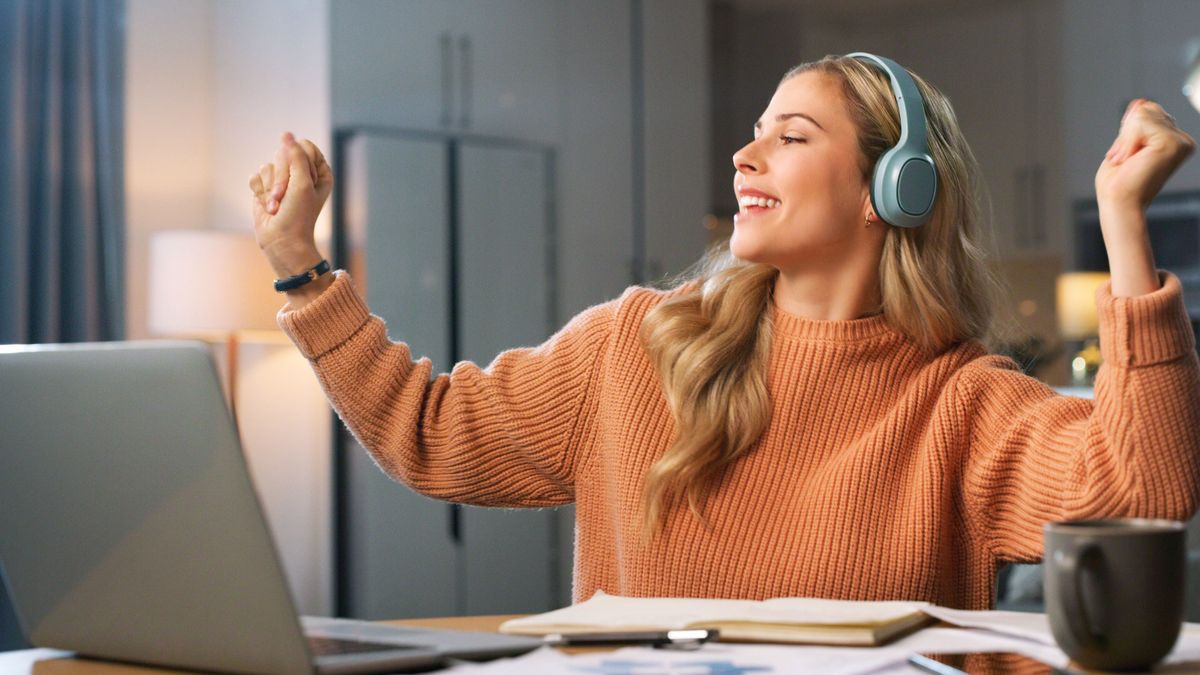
[637,54,1007,537]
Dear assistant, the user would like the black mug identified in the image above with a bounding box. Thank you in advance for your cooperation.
[1043,518,1186,671]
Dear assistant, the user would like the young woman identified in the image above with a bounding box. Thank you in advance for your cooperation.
[248,54,1198,610]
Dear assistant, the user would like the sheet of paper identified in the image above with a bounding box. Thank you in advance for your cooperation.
[444,643,908,674]
[921,605,1057,645]
[446,622,1200,674]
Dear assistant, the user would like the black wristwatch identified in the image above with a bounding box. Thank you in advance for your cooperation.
[273,259,331,293]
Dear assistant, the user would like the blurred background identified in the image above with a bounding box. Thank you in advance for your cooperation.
[4,0,1200,648]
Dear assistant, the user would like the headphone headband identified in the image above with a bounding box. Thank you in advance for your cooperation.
[845,52,938,229]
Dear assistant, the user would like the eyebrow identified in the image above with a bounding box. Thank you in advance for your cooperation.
[753,112,825,133]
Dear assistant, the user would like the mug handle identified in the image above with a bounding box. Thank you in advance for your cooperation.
[1054,539,1106,650]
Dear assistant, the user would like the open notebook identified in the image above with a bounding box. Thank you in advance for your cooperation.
[500,591,934,647]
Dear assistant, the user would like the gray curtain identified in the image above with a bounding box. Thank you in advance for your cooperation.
[0,0,125,651]
[0,0,125,344]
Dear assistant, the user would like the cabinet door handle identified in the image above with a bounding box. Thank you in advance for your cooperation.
[449,503,462,544]
[440,32,453,128]
[1014,166,1030,249]
[1030,163,1046,247]
[458,34,472,129]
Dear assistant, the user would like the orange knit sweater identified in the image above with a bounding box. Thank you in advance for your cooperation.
[279,270,1200,610]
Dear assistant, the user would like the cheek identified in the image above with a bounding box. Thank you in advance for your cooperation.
[782,165,864,225]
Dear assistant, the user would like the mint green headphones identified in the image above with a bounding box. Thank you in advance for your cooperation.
[847,52,938,229]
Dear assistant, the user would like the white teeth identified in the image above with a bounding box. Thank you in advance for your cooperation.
[739,195,780,209]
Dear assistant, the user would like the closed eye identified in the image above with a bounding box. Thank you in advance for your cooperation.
[780,135,806,144]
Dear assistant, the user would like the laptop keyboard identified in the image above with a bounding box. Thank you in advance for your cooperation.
[307,635,424,657]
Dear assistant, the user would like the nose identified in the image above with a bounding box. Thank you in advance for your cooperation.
[732,138,762,175]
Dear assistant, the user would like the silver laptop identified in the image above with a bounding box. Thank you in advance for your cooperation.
[0,341,541,674]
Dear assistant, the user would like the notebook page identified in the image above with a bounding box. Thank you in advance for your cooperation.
[500,591,931,633]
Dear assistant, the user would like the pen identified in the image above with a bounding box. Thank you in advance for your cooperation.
[543,629,717,650]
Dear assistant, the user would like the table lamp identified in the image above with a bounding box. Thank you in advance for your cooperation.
[1056,271,1110,386]
[148,229,283,422]
[1184,39,1200,113]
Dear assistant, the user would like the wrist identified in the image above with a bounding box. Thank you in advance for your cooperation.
[262,238,323,277]
[1097,205,1158,297]
[285,271,335,306]
[1096,198,1145,221]
[1097,202,1148,243]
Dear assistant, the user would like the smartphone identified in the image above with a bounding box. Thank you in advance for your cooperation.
[907,652,1075,675]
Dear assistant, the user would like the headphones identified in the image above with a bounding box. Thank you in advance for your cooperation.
[846,52,938,229]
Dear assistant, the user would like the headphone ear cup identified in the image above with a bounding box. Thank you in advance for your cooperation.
[870,148,937,229]
[870,147,904,227]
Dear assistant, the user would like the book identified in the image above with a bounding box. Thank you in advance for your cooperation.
[500,591,934,647]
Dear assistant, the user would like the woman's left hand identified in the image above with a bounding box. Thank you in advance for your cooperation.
[1096,98,1195,213]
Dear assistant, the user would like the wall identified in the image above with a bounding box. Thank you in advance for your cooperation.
[209,0,332,244]
[642,0,711,280]
[710,3,810,217]
[126,0,332,335]
[124,0,212,342]
[125,0,334,616]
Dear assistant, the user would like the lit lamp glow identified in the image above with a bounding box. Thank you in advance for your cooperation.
[1056,271,1110,386]
[1184,39,1200,113]
[148,229,283,421]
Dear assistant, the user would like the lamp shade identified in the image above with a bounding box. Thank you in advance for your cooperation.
[1185,41,1200,113]
[1056,272,1110,340]
[148,229,282,337]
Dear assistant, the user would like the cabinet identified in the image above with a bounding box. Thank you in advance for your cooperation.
[329,0,711,617]
[338,130,559,618]
[640,0,711,282]
[1062,0,1200,216]
[331,0,561,145]
[851,1,1065,261]
[332,0,711,316]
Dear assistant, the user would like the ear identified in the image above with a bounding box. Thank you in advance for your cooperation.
[861,187,876,224]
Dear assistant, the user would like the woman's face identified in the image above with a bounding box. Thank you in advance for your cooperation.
[730,71,877,272]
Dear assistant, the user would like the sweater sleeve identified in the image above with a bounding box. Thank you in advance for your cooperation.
[277,270,616,507]
[955,271,1200,562]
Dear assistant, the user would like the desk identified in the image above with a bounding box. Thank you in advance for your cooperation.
[6,617,1199,674]
[0,615,525,674]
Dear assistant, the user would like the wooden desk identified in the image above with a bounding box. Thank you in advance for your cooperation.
[0,615,527,674]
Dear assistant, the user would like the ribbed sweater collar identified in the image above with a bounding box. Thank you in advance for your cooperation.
[769,301,897,342]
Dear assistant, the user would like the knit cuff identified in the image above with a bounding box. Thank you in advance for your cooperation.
[1097,270,1195,367]
[276,270,372,359]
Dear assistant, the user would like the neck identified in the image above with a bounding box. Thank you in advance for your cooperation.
[772,257,883,321]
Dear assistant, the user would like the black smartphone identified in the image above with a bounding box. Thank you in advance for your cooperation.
[908,652,1075,675]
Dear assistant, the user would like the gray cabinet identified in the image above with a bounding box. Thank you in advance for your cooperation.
[332,0,561,144]
[340,134,457,620]
[640,0,711,282]
[338,131,560,618]
[331,2,454,133]
[851,0,1065,261]
[329,0,711,616]
[457,142,560,615]
[1062,0,1200,206]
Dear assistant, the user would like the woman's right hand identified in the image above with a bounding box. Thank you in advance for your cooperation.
[248,132,333,279]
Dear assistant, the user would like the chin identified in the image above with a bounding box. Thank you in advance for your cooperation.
[728,230,757,261]
[729,232,777,266]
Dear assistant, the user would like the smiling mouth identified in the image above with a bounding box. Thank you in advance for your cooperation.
[738,195,782,210]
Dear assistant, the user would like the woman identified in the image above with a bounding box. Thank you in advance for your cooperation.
[248,54,1198,610]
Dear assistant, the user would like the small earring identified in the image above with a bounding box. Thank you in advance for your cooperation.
[864,214,874,226]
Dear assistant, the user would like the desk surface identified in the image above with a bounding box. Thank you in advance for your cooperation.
[0,615,521,674]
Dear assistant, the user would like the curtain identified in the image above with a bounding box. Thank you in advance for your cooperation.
[0,0,126,344]
[0,0,125,651]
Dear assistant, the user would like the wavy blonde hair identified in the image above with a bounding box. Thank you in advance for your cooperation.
[637,54,1007,537]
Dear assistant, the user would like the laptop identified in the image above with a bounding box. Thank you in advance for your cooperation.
[0,341,542,673]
